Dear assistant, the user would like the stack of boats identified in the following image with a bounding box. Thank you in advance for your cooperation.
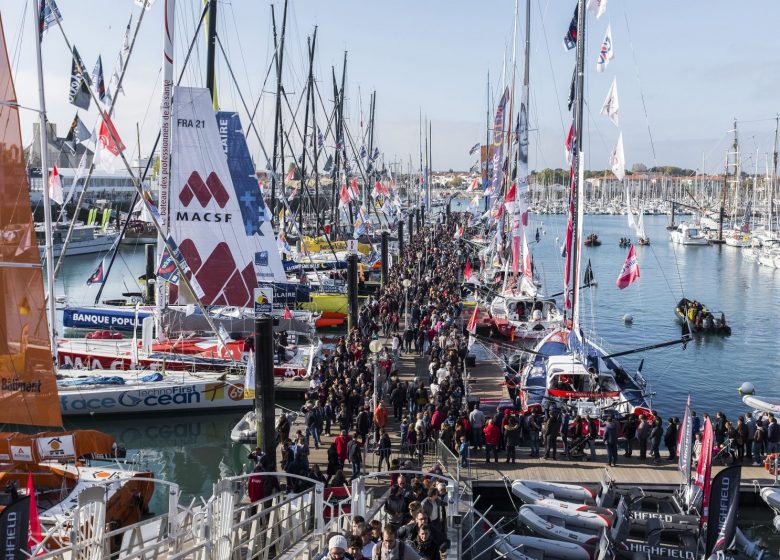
[492,474,766,560]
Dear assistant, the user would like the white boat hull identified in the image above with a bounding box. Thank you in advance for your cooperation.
[511,480,597,505]
[518,505,601,546]
[492,534,592,560]
[57,371,261,415]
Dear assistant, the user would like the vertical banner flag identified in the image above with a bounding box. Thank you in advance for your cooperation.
[610,132,625,180]
[600,78,620,126]
[464,260,472,281]
[0,496,31,560]
[615,245,640,289]
[38,0,62,41]
[92,55,110,105]
[491,88,509,193]
[678,394,693,482]
[563,4,579,50]
[587,0,608,18]
[705,465,742,558]
[68,47,91,110]
[27,473,42,552]
[596,24,614,73]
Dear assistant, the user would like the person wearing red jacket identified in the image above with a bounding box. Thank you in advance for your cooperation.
[483,418,500,463]
[431,406,446,438]
[334,430,351,467]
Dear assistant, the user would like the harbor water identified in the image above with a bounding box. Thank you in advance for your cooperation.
[52,214,780,502]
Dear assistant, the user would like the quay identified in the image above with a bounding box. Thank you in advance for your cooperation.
[29,221,778,560]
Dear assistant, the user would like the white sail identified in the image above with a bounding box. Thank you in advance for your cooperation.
[169,87,286,307]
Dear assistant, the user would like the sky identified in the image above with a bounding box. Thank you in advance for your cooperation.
[3,0,780,175]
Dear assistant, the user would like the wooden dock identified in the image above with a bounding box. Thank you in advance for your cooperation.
[277,334,778,492]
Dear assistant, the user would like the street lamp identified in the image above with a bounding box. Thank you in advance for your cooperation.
[369,339,384,414]
[402,278,412,330]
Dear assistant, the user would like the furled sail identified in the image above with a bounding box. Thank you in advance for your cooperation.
[168,88,285,307]
[0,17,62,427]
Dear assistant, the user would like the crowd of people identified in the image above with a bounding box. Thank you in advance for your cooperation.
[244,213,778,559]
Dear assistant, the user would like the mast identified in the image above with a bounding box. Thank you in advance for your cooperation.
[771,116,778,233]
[570,0,587,331]
[158,0,176,332]
[428,121,432,212]
[270,0,289,231]
[484,71,490,211]
[32,0,57,346]
[309,29,320,235]
[205,0,217,108]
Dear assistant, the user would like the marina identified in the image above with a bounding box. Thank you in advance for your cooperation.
[1,0,780,559]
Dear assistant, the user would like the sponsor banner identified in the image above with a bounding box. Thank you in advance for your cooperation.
[258,282,311,305]
[0,496,30,559]
[36,434,76,460]
[10,446,32,462]
[63,307,151,331]
[253,287,273,314]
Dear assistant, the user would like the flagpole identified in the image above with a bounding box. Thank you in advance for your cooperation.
[32,0,58,351]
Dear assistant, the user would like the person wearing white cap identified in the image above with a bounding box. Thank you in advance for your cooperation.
[318,533,352,560]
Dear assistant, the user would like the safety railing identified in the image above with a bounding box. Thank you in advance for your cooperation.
[32,472,324,560]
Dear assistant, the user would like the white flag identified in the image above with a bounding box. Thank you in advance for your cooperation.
[600,78,620,127]
[610,132,625,181]
[587,0,607,19]
[49,165,64,205]
[596,24,614,73]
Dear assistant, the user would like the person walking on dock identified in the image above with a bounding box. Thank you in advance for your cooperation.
[650,418,663,465]
[527,412,541,458]
[504,415,521,464]
[377,429,392,471]
[636,414,651,460]
[623,413,637,457]
[604,415,619,467]
[483,418,500,463]
[348,432,363,481]
[664,417,678,461]
[585,415,598,461]
[469,406,485,450]
[543,410,561,460]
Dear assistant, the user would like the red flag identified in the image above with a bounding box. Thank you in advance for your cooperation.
[28,472,42,552]
[283,305,292,320]
[523,233,532,278]
[468,177,479,191]
[615,245,640,289]
[467,304,479,334]
[504,181,517,203]
[48,165,63,204]
[98,113,125,155]
[323,224,332,235]
[286,167,295,182]
[454,225,464,239]
[464,260,472,281]
[338,184,351,207]
[350,178,360,199]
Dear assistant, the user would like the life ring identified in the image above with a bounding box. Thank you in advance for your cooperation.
[765,454,779,475]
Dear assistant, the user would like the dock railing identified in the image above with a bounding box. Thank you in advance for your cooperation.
[32,472,325,560]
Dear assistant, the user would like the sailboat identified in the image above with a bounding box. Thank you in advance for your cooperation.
[55,9,320,413]
[0,9,151,544]
[626,188,649,245]
[518,0,652,421]
[482,0,564,342]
